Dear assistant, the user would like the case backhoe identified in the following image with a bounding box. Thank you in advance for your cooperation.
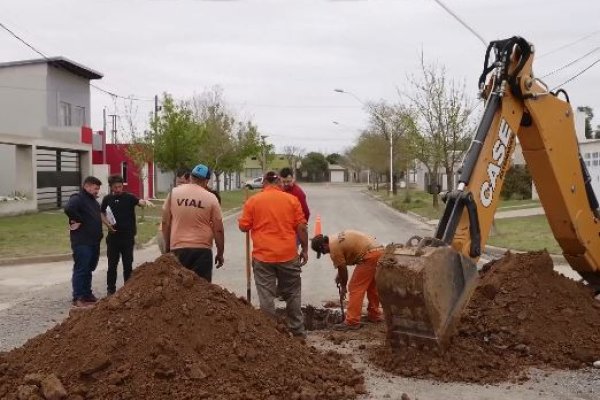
[376,37,600,351]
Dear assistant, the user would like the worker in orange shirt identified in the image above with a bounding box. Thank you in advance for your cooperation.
[310,230,384,331]
[239,171,309,337]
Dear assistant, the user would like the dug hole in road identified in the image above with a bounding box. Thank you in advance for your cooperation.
[0,186,599,399]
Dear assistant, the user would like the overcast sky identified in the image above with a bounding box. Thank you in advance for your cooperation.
[1,0,599,154]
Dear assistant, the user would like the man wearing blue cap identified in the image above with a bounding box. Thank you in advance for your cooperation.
[162,164,224,281]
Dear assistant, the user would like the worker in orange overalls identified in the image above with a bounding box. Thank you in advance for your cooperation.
[310,230,384,331]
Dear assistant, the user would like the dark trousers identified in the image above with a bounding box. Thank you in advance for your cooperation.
[106,233,135,294]
[173,248,213,282]
[72,243,100,301]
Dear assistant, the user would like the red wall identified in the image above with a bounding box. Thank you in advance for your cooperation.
[101,144,154,198]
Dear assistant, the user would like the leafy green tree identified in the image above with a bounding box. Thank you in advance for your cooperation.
[149,93,200,174]
[300,152,328,182]
[326,153,343,165]
[191,87,262,190]
[501,165,532,200]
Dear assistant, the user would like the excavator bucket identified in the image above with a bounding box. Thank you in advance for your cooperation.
[376,242,478,351]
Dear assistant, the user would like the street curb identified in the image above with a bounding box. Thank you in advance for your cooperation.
[0,207,243,268]
[363,190,566,261]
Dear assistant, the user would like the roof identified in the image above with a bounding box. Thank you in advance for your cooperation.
[328,163,346,170]
[0,56,103,80]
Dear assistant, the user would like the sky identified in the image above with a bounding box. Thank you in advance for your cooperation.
[1,0,599,154]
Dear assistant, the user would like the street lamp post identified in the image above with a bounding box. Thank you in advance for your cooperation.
[260,135,268,174]
[334,89,393,194]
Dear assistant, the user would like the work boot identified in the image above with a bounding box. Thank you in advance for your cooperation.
[333,322,361,331]
[72,299,95,308]
[83,294,98,303]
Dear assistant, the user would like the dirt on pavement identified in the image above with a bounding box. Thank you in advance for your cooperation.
[371,251,600,383]
[0,254,364,400]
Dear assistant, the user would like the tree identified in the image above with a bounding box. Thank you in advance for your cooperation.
[118,99,154,201]
[258,138,276,173]
[191,87,262,191]
[149,93,200,174]
[407,61,475,206]
[283,145,305,176]
[326,153,343,165]
[300,152,328,182]
[577,106,594,139]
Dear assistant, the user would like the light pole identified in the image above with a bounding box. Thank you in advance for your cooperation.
[260,135,269,174]
[334,89,393,194]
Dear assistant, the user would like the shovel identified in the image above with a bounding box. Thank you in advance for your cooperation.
[336,282,346,323]
[245,188,252,302]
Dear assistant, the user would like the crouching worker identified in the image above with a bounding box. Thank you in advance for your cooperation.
[311,230,384,331]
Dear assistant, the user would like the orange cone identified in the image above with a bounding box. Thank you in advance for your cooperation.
[314,214,322,236]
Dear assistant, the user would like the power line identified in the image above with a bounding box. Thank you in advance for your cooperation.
[0,19,152,102]
[551,58,600,91]
[538,30,600,59]
[431,0,487,47]
[540,47,600,78]
[0,21,46,58]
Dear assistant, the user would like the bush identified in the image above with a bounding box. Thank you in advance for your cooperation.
[501,165,532,200]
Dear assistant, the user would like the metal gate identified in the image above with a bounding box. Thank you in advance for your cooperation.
[36,147,81,209]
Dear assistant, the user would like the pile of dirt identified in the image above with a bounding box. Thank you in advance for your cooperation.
[371,251,600,383]
[0,255,364,400]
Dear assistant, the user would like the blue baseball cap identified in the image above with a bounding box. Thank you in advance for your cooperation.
[191,164,211,179]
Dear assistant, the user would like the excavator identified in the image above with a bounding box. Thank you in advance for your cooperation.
[376,36,600,351]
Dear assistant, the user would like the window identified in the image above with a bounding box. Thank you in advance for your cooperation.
[586,161,591,167]
[59,101,71,126]
[593,152,599,159]
[121,162,128,183]
[73,106,85,126]
[594,160,599,167]
[584,153,590,159]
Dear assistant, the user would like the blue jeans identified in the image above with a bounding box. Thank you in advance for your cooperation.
[72,244,100,300]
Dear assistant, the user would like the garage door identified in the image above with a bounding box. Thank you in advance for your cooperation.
[330,170,345,183]
[36,147,81,210]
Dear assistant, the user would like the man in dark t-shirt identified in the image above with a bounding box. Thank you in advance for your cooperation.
[101,174,153,295]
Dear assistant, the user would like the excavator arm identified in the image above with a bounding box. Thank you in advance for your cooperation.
[376,37,600,351]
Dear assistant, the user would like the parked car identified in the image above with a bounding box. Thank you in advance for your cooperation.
[244,177,263,190]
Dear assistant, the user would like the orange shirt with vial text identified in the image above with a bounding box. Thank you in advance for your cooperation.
[163,183,222,250]
[238,186,306,263]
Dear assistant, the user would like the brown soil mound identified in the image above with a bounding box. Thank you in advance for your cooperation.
[0,255,364,400]
[372,251,600,383]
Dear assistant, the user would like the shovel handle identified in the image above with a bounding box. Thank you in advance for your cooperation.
[245,188,252,302]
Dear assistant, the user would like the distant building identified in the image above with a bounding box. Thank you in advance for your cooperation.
[91,138,154,198]
[0,57,103,215]
[328,163,347,183]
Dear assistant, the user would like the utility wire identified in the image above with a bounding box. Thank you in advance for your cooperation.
[540,47,600,78]
[431,0,487,47]
[538,30,600,59]
[0,20,152,102]
[551,58,600,91]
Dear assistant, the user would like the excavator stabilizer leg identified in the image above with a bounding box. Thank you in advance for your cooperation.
[376,243,478,351]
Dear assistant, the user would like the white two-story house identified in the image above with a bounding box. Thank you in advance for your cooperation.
[0,57,103,214]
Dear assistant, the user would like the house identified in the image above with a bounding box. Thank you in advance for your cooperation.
[241,154,290,184]
[91,137,154,198]
[0,57,103,215]
[328,163,347,183]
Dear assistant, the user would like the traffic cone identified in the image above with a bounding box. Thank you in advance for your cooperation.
[314,215,322,236]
